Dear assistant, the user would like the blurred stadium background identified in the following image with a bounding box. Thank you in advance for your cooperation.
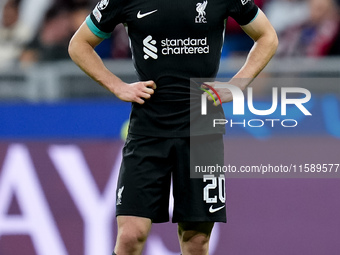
[0,0,340,255]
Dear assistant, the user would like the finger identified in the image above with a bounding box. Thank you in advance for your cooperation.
[205,90,217,101]
[205,91,220,105]
[212,98,220,106]
[134,97,145,104]
[140,92,151,99]
[144,80,157,89]
[208,92,220,106]
[202,82,214,88]
[143,87,154,95]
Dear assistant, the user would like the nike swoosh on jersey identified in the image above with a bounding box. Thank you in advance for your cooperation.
[137,10,158,19]
[209,205,225,213]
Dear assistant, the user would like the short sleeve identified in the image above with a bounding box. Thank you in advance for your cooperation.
[87,0,125,38]
[229,0,259,26]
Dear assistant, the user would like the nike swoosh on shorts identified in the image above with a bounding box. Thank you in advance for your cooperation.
[209,205,225,213]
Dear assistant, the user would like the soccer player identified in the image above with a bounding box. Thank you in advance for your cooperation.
[68,0,278,254]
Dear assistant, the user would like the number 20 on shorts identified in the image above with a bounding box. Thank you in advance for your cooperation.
[203,174,226,203]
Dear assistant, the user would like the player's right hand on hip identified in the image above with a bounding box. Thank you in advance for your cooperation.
[114,80,156,104]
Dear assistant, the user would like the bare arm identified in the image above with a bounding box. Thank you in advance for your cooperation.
[230,9,278,88]
[206,9,278,104]
[68,22,156,104]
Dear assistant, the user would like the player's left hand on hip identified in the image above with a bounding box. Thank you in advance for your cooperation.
[202,81,233,106]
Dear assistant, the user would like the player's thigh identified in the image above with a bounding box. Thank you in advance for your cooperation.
[172,134,226,223]
[116,134,173,223]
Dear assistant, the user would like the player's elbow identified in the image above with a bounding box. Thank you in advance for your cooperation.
[270,31,279,54]
[68,35,88,63]
[266,27,279,55]
[259,28,279,57]
[68,36,78,61]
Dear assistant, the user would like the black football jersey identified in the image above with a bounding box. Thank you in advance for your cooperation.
[87,0,258,137]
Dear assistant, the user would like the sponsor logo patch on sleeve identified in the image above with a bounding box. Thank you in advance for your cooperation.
[93,7,102,23]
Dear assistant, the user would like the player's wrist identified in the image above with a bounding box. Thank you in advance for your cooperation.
[108,79,127,96]
[229,77,253,91]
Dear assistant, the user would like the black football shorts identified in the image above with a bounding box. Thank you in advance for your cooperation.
[115,133,226,223]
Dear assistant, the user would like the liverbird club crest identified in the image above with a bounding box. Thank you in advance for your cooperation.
[116,186,124,205]
[195,0,208,23]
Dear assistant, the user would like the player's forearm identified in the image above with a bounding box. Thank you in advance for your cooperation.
[231,36,278,88]
[68,25,156,104]
[68,37,124,94]
[230,11,278,89]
